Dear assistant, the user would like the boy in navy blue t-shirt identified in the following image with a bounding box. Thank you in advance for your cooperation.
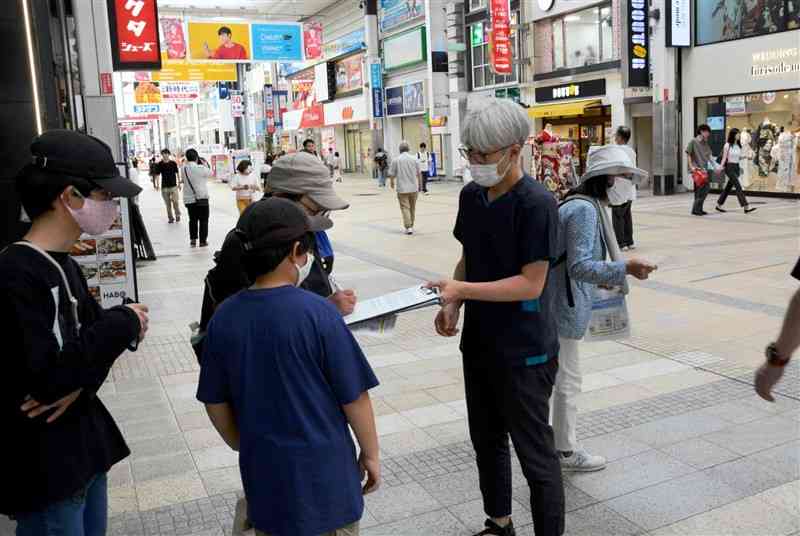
[197,198,380,536]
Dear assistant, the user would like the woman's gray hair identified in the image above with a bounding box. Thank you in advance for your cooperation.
[398,141,410,153]
[462,98,530,153]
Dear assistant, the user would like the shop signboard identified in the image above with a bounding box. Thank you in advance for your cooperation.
[626,0,650,87]
[151,53,237,82]
[383,26,427,71]
[379,0,425,32]
[335,54,364,93]
[386,86,404,115]
[250,23,303,61]
[187,21,252,61]
[696,0,799,45]
[282,104,325,130]
[323,29,365,60]
[230,90,244,117]
[665,0,691,47]
[160,17,187,59]
[264,84,276,134]
[385,81,425,116]
[324,96,368,125]
[160,81,200,103]
[71,198,137,308]
[107,0,162,71]
[314,62,331,102]
[304,22,323,60]
[535,79,606,103]
[370,62,384,118]
[725,95,747,115]
[489,0,513,75]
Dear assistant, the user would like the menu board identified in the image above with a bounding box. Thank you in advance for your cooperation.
[70,199,137,308]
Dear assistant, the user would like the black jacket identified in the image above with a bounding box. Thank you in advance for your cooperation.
[0,245,139,514]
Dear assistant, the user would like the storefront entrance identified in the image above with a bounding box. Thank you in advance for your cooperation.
[344,123,372,174]
[546,106,612,175]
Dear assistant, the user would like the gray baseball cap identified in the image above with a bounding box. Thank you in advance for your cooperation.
[267,152,349,211]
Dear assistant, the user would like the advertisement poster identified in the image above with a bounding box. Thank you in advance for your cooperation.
[665,0,691,47]
[379,0,424,32]
[133,81,162,104]
[726,95,747,114]
[107,0,162,71]
[335,55,364,93]
[264,85,276,134]
[383,27,426,70]
[322,28,365,60]
[386,86,404,116]
[71,200,136,308]
[250,23,303,61]
[626,0,650,87]
[403,81,425,114]
[159,17,186,59]
[151,53,237,82]
[489,0,512,75]
[230,90,244,117]
[160,81,200,103]
[304,22,323,60]
[212,154,233,181]
[188,21,251,61]
[696,0,800,45]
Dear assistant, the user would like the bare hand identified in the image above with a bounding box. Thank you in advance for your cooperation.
[626,258,658,280]
[21,388,83,423]
[755,363,784,402]
[126,303,150,341]
[434,303,461,337]
[426,280,463,307]
[359,453,381,494]
[330,290,357,316]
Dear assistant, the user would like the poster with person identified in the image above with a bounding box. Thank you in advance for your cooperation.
[187,22,252,61]
[304,21,323,60]
[697,0,800,45]
[160,18,187,59]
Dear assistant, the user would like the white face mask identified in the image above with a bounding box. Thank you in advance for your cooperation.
[470,150,512,188]
[295,252,314,287]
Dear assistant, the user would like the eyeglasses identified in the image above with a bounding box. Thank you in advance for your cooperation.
[458,144,516,164]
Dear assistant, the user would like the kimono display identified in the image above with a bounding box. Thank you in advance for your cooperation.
[531,128,579,198]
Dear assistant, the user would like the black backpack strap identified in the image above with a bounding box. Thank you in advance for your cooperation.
[552,252,575,308]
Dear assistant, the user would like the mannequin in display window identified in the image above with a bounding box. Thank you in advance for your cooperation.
[753,117,779,178]
[739,129,754,188]
[776,127,797,192]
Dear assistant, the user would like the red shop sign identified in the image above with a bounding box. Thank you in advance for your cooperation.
[300,104,324,128]
[489,0,512,75]
[107,0,162,71]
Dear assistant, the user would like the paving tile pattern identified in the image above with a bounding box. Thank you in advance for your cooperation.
[113,334,198,380]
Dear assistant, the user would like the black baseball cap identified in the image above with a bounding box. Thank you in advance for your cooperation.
[238,197,331,253]
[29,129,141,198]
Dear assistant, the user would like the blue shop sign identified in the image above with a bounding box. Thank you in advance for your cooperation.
[250,23,303,61]
[323,28,365,60]
[386,86,404,115]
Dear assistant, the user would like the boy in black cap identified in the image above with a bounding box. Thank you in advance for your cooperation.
[197,197,380,536]
[0,130,149,533]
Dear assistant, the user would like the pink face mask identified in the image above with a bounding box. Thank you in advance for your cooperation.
[65,192,118,236]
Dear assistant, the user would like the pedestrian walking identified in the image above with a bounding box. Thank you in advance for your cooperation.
[388,141,421,235]
[551,145,657,472]
[607,126,638,250]
[182,148,211,248]
[156,149,182,223]
[0,129,148,534]
[230,159,260,215]
[197,198,381,536]
[149,155,160,191]
[333,151,343,183]
[429,98,565,536]
[686,124,716,216]
[417,142,431,194]
[374,148,389,187]
[755,256,800,401]
[716,128,757,214]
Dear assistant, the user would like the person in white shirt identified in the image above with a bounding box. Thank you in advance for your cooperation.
[332,152,343,183]
[182,149,212,247]
[388,141,421,235]
[230,159,260,215]
[416,142,431,194]
[607,127,638,250]
[716,128,756,214]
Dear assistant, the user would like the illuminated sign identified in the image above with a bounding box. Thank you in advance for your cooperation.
[535,79,606,103]
[107,0,162,71]
[626,0,650,88]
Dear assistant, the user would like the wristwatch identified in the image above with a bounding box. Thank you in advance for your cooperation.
[765,342,790,367]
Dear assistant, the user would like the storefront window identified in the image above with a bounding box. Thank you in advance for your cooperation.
[470,0,487,11]
[696,0,800,45]
[696,90,800,193]
[551,4,615,70]
[470,11,519,90]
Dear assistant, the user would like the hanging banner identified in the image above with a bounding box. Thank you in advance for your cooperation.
[250,23,303,61]
[151,53,237,82]
[160,81,200,103]
[489,0,512,75]
[188,21,251,61]
[304,22,323,60]
[626,0,650,87]
[335,54,364,93]
[323,29,365,60]
[665,0,690,47]
[230,90,244,117]
[159,17,187,59]
[370,61,384,118]
[264,85,276,134]
[133,81,162,104]
[107,0,162,71]
[379,0,425,32]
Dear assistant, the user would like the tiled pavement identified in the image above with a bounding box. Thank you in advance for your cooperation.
[2,175,799,535]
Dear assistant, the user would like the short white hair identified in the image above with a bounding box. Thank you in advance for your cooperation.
[399,141,410,153]
[462,98,530,153]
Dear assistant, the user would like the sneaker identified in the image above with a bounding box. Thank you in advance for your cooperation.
[405,228,414,235]
[715,206,727,213]
[744,207,757,214]
[168,219,175,224]
[627,244,636,250]
[474,519,516,536]
[560,449,606,472]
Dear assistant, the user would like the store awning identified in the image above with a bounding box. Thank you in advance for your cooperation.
[528,99,603,118]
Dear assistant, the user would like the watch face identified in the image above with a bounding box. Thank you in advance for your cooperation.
[538,0,555,10]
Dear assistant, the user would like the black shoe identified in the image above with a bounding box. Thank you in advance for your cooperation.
[691,212,706,216]
[474,519,516,536]
[745,207,757,214]
[715,206,727,213]
[168,219,175,224]
[199,241,209,247]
